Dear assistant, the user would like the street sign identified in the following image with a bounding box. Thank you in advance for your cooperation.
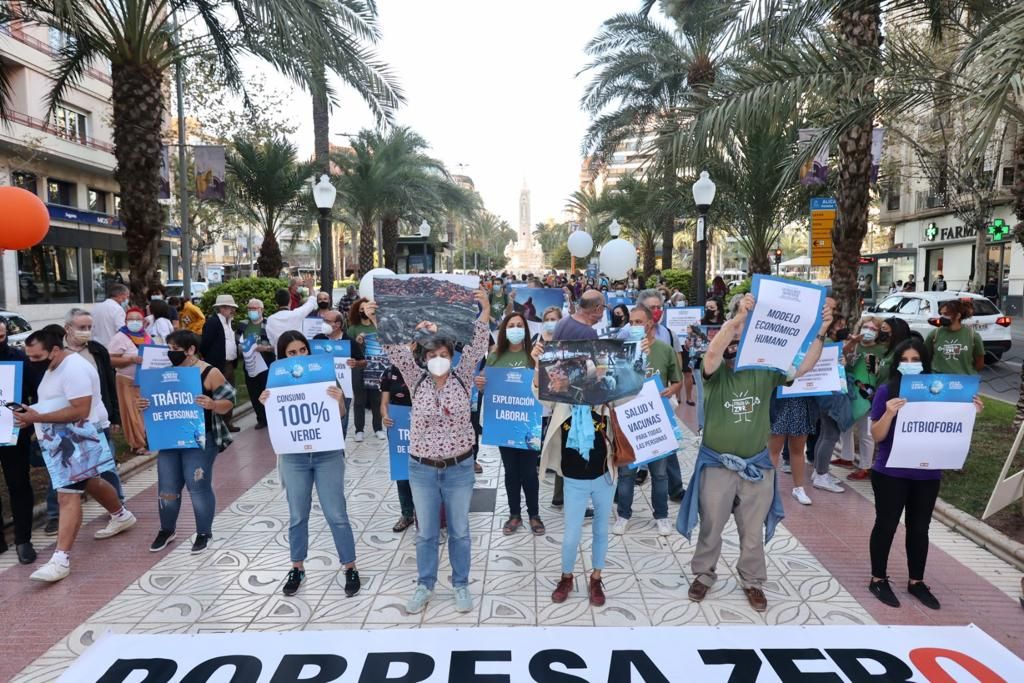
[810,197,836,267]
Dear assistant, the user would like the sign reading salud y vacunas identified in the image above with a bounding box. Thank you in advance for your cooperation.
[265,356,343,456]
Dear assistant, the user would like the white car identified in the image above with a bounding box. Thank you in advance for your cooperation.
[165,280,209,303]
[863,291,1012,361]
[0,310,33,347]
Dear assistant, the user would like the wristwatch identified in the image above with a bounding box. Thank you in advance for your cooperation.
[815,333,827,342]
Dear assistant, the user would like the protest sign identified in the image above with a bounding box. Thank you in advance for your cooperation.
[481,367,542,450]
[60,625,1024,683]
[386,404,411,480]
[240,334,269,377]
[265,356,343,455]
[310,339,351,357]
[362,333,388,390]
[778,343,844,397]
[664,307,704,351]
[332,356,354,398]
[888,374,980,470]
[511,287,564,322]
[138,367,206,450]
[374,274,479,344]
[735,275,825,374]
[0,361,23,445]
[32,398,114,489]
[614,377,682,467]
[606,292,635,309]
[538,339,644,405]
[301,316,324,341]
[139,344,170,371]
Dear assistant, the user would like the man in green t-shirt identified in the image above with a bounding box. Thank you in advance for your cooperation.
[686,293,833,613]
[613,304,682,537]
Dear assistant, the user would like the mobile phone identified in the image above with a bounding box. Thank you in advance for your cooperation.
[3,402,26,413]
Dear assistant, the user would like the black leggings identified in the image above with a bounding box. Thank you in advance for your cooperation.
[0,431,34,544]
[500,447,540,518]
[354,385,382,433]
[869,470,940,581]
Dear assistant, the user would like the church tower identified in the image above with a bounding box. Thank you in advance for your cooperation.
[504,179,545,273]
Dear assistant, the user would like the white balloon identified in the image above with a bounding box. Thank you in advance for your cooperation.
[567,231,593,258]
[358,267,396,300]
[598,239,637,280]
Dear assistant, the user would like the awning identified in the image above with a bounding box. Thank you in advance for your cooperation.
[864,248,917,259]
[780,255,810,267]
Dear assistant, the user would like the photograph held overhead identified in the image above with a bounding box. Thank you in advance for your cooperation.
[537,339,645,405]
[373,275,481,345]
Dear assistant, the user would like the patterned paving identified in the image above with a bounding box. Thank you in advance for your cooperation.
[15,431,875,681]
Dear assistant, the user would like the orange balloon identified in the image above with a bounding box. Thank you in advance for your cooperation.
[0,186,50,250]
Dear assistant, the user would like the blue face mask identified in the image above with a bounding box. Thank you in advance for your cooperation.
[628,324,646,341]
[248,310,260,322]
[542,321,557,335]
[506,327,526,344]
[898,361,924,375]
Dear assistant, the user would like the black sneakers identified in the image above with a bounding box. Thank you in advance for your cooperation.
[907,581,941,610]
[43,518,59,536]
[283,568,305,596]
[191,534,211,554]
[344,568,361,597]
[150,530,176,552]
[869,578,900,608]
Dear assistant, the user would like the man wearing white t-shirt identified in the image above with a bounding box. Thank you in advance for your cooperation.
[15,328,136,583]
[91,283,129,346]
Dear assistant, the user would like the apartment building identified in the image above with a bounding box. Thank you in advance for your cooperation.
[0,21,178,325]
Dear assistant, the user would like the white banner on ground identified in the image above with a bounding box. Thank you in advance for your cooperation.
[614,379,677,466]
[888,401,977,470]
[60,625,1024,682]
[735,275,825,374]
[778,343,843,397]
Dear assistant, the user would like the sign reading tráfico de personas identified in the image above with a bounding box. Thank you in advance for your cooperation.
[138,367,206,451]
[58,625,1024,682]
[386,404,411,481]
[614,377,682,468]
[735,275,825,374]
[888,374,980,470]
[265,356,343,455]
[481,367,542,451]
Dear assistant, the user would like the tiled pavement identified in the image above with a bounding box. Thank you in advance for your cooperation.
[3,404,1023,681]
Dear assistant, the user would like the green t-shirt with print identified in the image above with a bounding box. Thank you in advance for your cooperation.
[927,326,983,375]
[486,350,530,368]
[702,364,787,458]
[849,342,888,420]
[346,323,376,340]
[644,339,681,387]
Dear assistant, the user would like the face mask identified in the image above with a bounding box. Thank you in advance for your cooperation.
[120,300,129,311]
[506,327,526,344]
[427,356,451,377]
[628,324,646,341]
[862,329,877,342]
[652,309,663,323]
[898,361,924,375]
[542,321,557,335]
[321,322,334,336]
[248,310,261,322]
[150,295,163,301]
[126,321,143,333]
[317,301,330,310]
[30,357,52,372]
[167,350,188,367]
[939,316,952,327]
[877,331,890,343]
[72,329,92,343]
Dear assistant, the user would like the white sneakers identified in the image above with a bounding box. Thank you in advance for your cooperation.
[656,518,674,536]
[30,558,70,583]
[781,462,792,474]
[791,487,812,506]
[812,472,845,493]
[354,432,365,443]
[612,517,629,535]
[375,430,386,440]
[94,511,137,539]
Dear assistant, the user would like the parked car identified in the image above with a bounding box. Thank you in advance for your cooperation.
[863,291,1012,362]
[0,310,33,347]
[165,280,209,304]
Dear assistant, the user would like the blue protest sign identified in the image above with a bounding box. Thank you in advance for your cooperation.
[267,355,338,388]
[0,361,24,445]
[310,339,352,357]
[481,367,542,451]
[387,404,411,480]
[266,356,344,455]
[900,374,980,403]
[139,367,206,450]
[888,374,980,470]
[735,274,825,374]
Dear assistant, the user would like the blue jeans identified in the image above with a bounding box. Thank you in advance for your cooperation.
[407,455,474,589]
[617,457,668,520]
[562,474,615,574]
[666,454,684,498]
[157,432,218,535]
[279,449,356,565]
[45,427,125,520]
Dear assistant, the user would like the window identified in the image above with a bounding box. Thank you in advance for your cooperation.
[113,193,121,216]
[1003,167,1015,187]
[88,188,107,213]
[874,296,905,313]
[48,28,73,52]
[18,245,81,304]
[969,299,1000,317]
[91,249,129,302]
[47,178,75,207]
[897,298,922,315]
[11,171,37,195]
[0,313,32,336]
[886,189,900,211]
[52,104,88,143]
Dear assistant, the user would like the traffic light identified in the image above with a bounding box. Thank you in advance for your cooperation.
[774,248,783,265]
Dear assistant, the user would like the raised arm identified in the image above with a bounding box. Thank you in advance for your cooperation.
[794,299,835,379]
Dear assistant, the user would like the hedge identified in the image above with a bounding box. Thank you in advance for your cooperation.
[199,277,288,324]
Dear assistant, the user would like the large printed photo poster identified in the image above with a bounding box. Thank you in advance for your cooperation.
[374,275,480,345]
[537,339,644,405]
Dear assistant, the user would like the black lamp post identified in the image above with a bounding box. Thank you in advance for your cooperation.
[312,175,337,292]
[692,171,716,305]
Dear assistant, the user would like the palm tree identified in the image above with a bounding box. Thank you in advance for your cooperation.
[226,137,310,277]
[0,1,389,303]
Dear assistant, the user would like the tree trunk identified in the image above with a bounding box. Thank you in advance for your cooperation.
[1011,135,1024,428]
[748,252,772,275]
[358,222,376,276]
[972,211,988,293]
[110,63,165,305]
[382,213,400,271]
[256,227,283,277]
[831,4,881,318]
[661,213,674,271]
[643,237,657,276]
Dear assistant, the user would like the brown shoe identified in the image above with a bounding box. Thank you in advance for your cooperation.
[743,587,768,612]
[588,575,606,607]
[474,461,483,474]
[551,574,573,603]
[846,469,870,481]
[687,579,709,602]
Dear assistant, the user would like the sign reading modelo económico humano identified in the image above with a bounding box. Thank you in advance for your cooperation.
[888,373,980,470]
[138,367,206,451]
[735,274,825,374]
[265,356,343,455]
[59,624,1024,681]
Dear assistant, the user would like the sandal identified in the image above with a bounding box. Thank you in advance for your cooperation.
[502,515,522,535]
[529,517,546,536]
[392,516,414,533]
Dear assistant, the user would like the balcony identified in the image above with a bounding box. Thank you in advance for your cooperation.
[3,108,114,154]
[1,23,112,86]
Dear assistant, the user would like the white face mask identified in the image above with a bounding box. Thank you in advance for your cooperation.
[427,356,451,377]
[320,322,334,336]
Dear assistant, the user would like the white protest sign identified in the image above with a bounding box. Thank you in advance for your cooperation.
[241,346,268,377]
[60,625,1024,682]
[888,401,977,470]
[0,362,21,445]
[735,275,825,373]
[778,343,843,397]
[265,357,344,456]
[332,356,354,398]
[139,344,170,371]
[613,379,678,466]
[663,307,703,351]
[301,315,324,341]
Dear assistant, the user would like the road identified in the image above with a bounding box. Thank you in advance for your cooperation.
[979,320,1024,404]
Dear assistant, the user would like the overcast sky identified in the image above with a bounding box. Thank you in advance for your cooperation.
[270,0,635,233]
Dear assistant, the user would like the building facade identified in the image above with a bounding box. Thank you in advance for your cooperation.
[1,22,177,326]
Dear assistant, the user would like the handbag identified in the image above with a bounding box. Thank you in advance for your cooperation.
[606,404,635,468]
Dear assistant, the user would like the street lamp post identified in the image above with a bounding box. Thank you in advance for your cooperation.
[419,220,431,272]
[312,175,337,293]
[609,218,621,238]
[691,171,716,305]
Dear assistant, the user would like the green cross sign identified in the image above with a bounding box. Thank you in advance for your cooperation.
[925,223,939,241]
[987,218,1010,242]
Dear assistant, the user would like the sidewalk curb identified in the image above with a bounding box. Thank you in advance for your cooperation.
[934,498,1024,572]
